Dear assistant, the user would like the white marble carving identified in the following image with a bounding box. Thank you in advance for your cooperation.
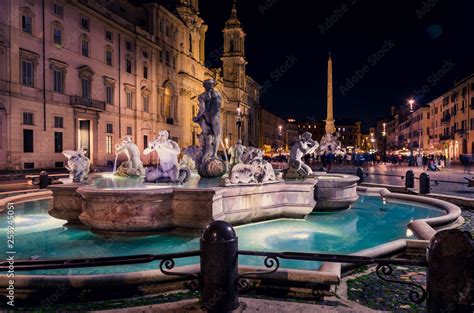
[62,147,90,183]
[225,147,277,185]
[144,130,191,183]
[114,136,145,177]
[284,132,319,179]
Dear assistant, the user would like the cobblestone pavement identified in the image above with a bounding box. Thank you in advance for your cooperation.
[320,164,474,198]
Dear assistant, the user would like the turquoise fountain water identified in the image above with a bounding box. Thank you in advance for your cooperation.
[0,195,443,274]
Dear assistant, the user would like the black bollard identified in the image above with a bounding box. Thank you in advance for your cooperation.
[39,171,49,189]
[426,229,473,313]
[356,167,364,184]
[200,221,239,312]
[419,172,430,194]
[405,170,414,189]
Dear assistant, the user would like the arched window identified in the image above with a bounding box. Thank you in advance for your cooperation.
[105,45,113,66]
[229,37,234,53]
[164,84,173,119]
[162,82,177,124]
[52,21,63,46]
[80,34,90,57]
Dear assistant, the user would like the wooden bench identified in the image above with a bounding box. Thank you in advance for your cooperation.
[26,173,69,186]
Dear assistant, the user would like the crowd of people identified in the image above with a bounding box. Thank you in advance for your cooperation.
[264,151,466,172]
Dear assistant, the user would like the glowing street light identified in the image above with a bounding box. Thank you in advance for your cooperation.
[408,99,415,166]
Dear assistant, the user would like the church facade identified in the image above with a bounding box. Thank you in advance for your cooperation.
[0,0,260,170]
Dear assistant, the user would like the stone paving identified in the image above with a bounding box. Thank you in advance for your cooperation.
[323,164,474,198]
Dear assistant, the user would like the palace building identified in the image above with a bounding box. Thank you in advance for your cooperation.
[0,0,260,170]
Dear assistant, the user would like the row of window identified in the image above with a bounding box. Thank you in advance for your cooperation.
[22,112,63,128]
[23,129,62,153]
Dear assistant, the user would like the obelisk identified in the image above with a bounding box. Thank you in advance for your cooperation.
[325,52,336,134]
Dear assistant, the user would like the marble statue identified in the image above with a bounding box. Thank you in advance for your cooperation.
[225,147,277,185]
[192,79,227,178]
[62,147,90,183]
[143,130,191,183]
[283,132,319,180]
[318,132,343,155]
[228,139,246,166]
[114,136,145,177]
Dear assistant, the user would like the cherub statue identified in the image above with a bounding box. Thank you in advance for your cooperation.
[283,132,319,179]
[114,136,145,177]
[62,147,90,183]
[143,130,191,183]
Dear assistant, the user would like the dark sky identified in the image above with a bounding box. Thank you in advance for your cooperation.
[199,0,474,129]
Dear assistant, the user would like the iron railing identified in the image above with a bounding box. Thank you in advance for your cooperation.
[70,96,106,111]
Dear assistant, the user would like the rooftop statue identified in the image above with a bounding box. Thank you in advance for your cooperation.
[62,147,90,183]
[143,130,191,183]
[114,136,145,177]
[192,79,227,178]
[283,132,319,180]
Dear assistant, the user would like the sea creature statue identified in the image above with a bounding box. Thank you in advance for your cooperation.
[228,139,246,166]
[143,130,191,183]
[318,132,343,155]
[192,79,226,178]
[62,147,90,183]
[114,136,145,177]
[225,147,277,185]
[283,132,319,180]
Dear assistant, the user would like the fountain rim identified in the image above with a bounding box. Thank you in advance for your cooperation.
[0,186,464,301]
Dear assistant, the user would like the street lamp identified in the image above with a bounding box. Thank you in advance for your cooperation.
[408,99,415,166]
[382,122,387,159]
[278,125,283,152]
[236,107,242,141]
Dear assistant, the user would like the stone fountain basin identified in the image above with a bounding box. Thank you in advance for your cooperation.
[313,172,359,211]
[50,178,318,233]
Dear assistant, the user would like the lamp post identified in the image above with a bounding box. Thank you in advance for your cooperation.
[278,125,283,152]
[236,107,242,141]
[382,122,387,160]
[408,99,415,166]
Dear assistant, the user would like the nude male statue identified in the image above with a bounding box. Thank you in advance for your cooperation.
[192,79,222,159]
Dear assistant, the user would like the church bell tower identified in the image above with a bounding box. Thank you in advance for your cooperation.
[221,0,247,89]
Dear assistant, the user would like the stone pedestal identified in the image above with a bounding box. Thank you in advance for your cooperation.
[173,179,317,229]
[313,173,359,211]
[78,186,174,232]
[48,184,83,225]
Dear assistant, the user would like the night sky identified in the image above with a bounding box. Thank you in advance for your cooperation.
[199,0,474,129]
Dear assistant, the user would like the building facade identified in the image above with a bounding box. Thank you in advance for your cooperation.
[379,74,474,160]
[0,0,261,170]
[259,107,286,154]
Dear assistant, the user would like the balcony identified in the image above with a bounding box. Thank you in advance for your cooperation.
[70,96,106,111]
[440,134,454,141]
